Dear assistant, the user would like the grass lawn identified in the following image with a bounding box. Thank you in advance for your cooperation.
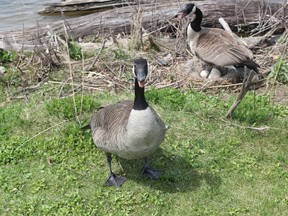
[0,86,287,215]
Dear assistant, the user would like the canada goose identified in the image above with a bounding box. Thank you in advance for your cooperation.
[90,58,167,187]
[178,3,259,75]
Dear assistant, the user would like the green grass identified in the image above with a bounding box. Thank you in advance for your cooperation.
[267,57,288,85]
[68,42,83,60]
[0,87,288,215]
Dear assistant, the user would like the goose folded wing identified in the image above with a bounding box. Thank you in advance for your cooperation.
[195,29,253,66]
[91,100,133,130]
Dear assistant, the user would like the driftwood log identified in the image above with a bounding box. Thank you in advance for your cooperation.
[39,0,137,15]
[0,0,287,51]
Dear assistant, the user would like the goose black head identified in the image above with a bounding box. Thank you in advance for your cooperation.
[133,58,148,88]
[178,3,197,19]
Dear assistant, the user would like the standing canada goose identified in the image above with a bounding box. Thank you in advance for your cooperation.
[90,58,167,187]
[177,3,259,76]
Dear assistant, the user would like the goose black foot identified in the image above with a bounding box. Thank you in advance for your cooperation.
[104,153,126,187]
[141,157,161,180]
[142,167,161,180]
[104,173,126,187]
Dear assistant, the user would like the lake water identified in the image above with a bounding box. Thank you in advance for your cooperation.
[0,0,284,33]
[0,0,61,32]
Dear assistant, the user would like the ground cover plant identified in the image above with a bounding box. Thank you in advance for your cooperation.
[0,86,287,215]
[1,3,288,214]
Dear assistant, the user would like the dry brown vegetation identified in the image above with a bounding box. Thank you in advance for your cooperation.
[1,0,287,105]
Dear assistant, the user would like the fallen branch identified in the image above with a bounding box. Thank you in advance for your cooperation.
[12,83,41,95]
[220,118,271,131]
[198,78,266,90]
[225,67,257,118]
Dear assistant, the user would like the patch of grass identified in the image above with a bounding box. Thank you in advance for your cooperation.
[146,87,186,111]
[68,42,83,60]
[1,87,288,215]
[147,88,287,125]
[45,95,101,119]
[0,49,21,88]
[0,67,22,87]
[268,57,288,85]
[232,93,287,124]
[0,48,17,65]
[113,48,130,60]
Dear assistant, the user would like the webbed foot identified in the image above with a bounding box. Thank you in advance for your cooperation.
[104,153,126,187]
[104,173,126,187]
[141,157,161,180]
[142,167,161,180]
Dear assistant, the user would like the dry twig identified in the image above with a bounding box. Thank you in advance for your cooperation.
[220,118,271,131]
[225,67,257,118]
[87,39,107,71]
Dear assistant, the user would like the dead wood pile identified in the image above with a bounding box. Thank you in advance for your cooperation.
[0,0,287,51]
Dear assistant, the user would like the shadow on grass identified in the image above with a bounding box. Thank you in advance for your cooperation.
[118,148,222,193]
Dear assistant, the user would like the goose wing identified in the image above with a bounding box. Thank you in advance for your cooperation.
[90,100,133,131]
[195,28,253,66]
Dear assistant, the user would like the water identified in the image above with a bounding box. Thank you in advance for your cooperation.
[0,0,61,32]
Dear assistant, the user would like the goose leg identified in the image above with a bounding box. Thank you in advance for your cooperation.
[104,153,126,187]
[141,157,161,180]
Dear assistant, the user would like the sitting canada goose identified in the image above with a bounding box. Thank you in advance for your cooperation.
[90,58,167,187]
[177,3,259,76]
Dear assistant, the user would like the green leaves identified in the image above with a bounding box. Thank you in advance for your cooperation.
[147,88,287,125]
[146,88,186,111]
[68,42,83,60]
[1,88,288,215]
[268,57,288,85]
[45,95,100,119]
[0,48,17,65]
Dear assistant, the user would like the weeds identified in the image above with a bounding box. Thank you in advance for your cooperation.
[45,95,100,119]
[0,48,17,65]
[267,57,288,85]
[68,42,83,60]
[1,3,288,214]
[146,87,185,111]
[232,94,282,124]
[0,48,19,86]
[1,87,288,215]
[113,48,130,60]
[0,88,288,215]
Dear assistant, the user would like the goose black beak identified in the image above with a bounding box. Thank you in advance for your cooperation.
[175,8,188,19]
[178,12,189,19]
[136,69,147,88]
[134,58,148,88]
[176,4,195,19]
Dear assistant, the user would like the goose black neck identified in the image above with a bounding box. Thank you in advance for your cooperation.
[190,7,202,32]
[133,79,148,110]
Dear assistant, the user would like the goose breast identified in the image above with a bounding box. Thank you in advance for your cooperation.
[91,102,166,160]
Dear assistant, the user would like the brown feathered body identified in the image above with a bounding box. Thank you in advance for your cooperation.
[181,3,259,72]
[91,100,166,160]
[188,26,254,67]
